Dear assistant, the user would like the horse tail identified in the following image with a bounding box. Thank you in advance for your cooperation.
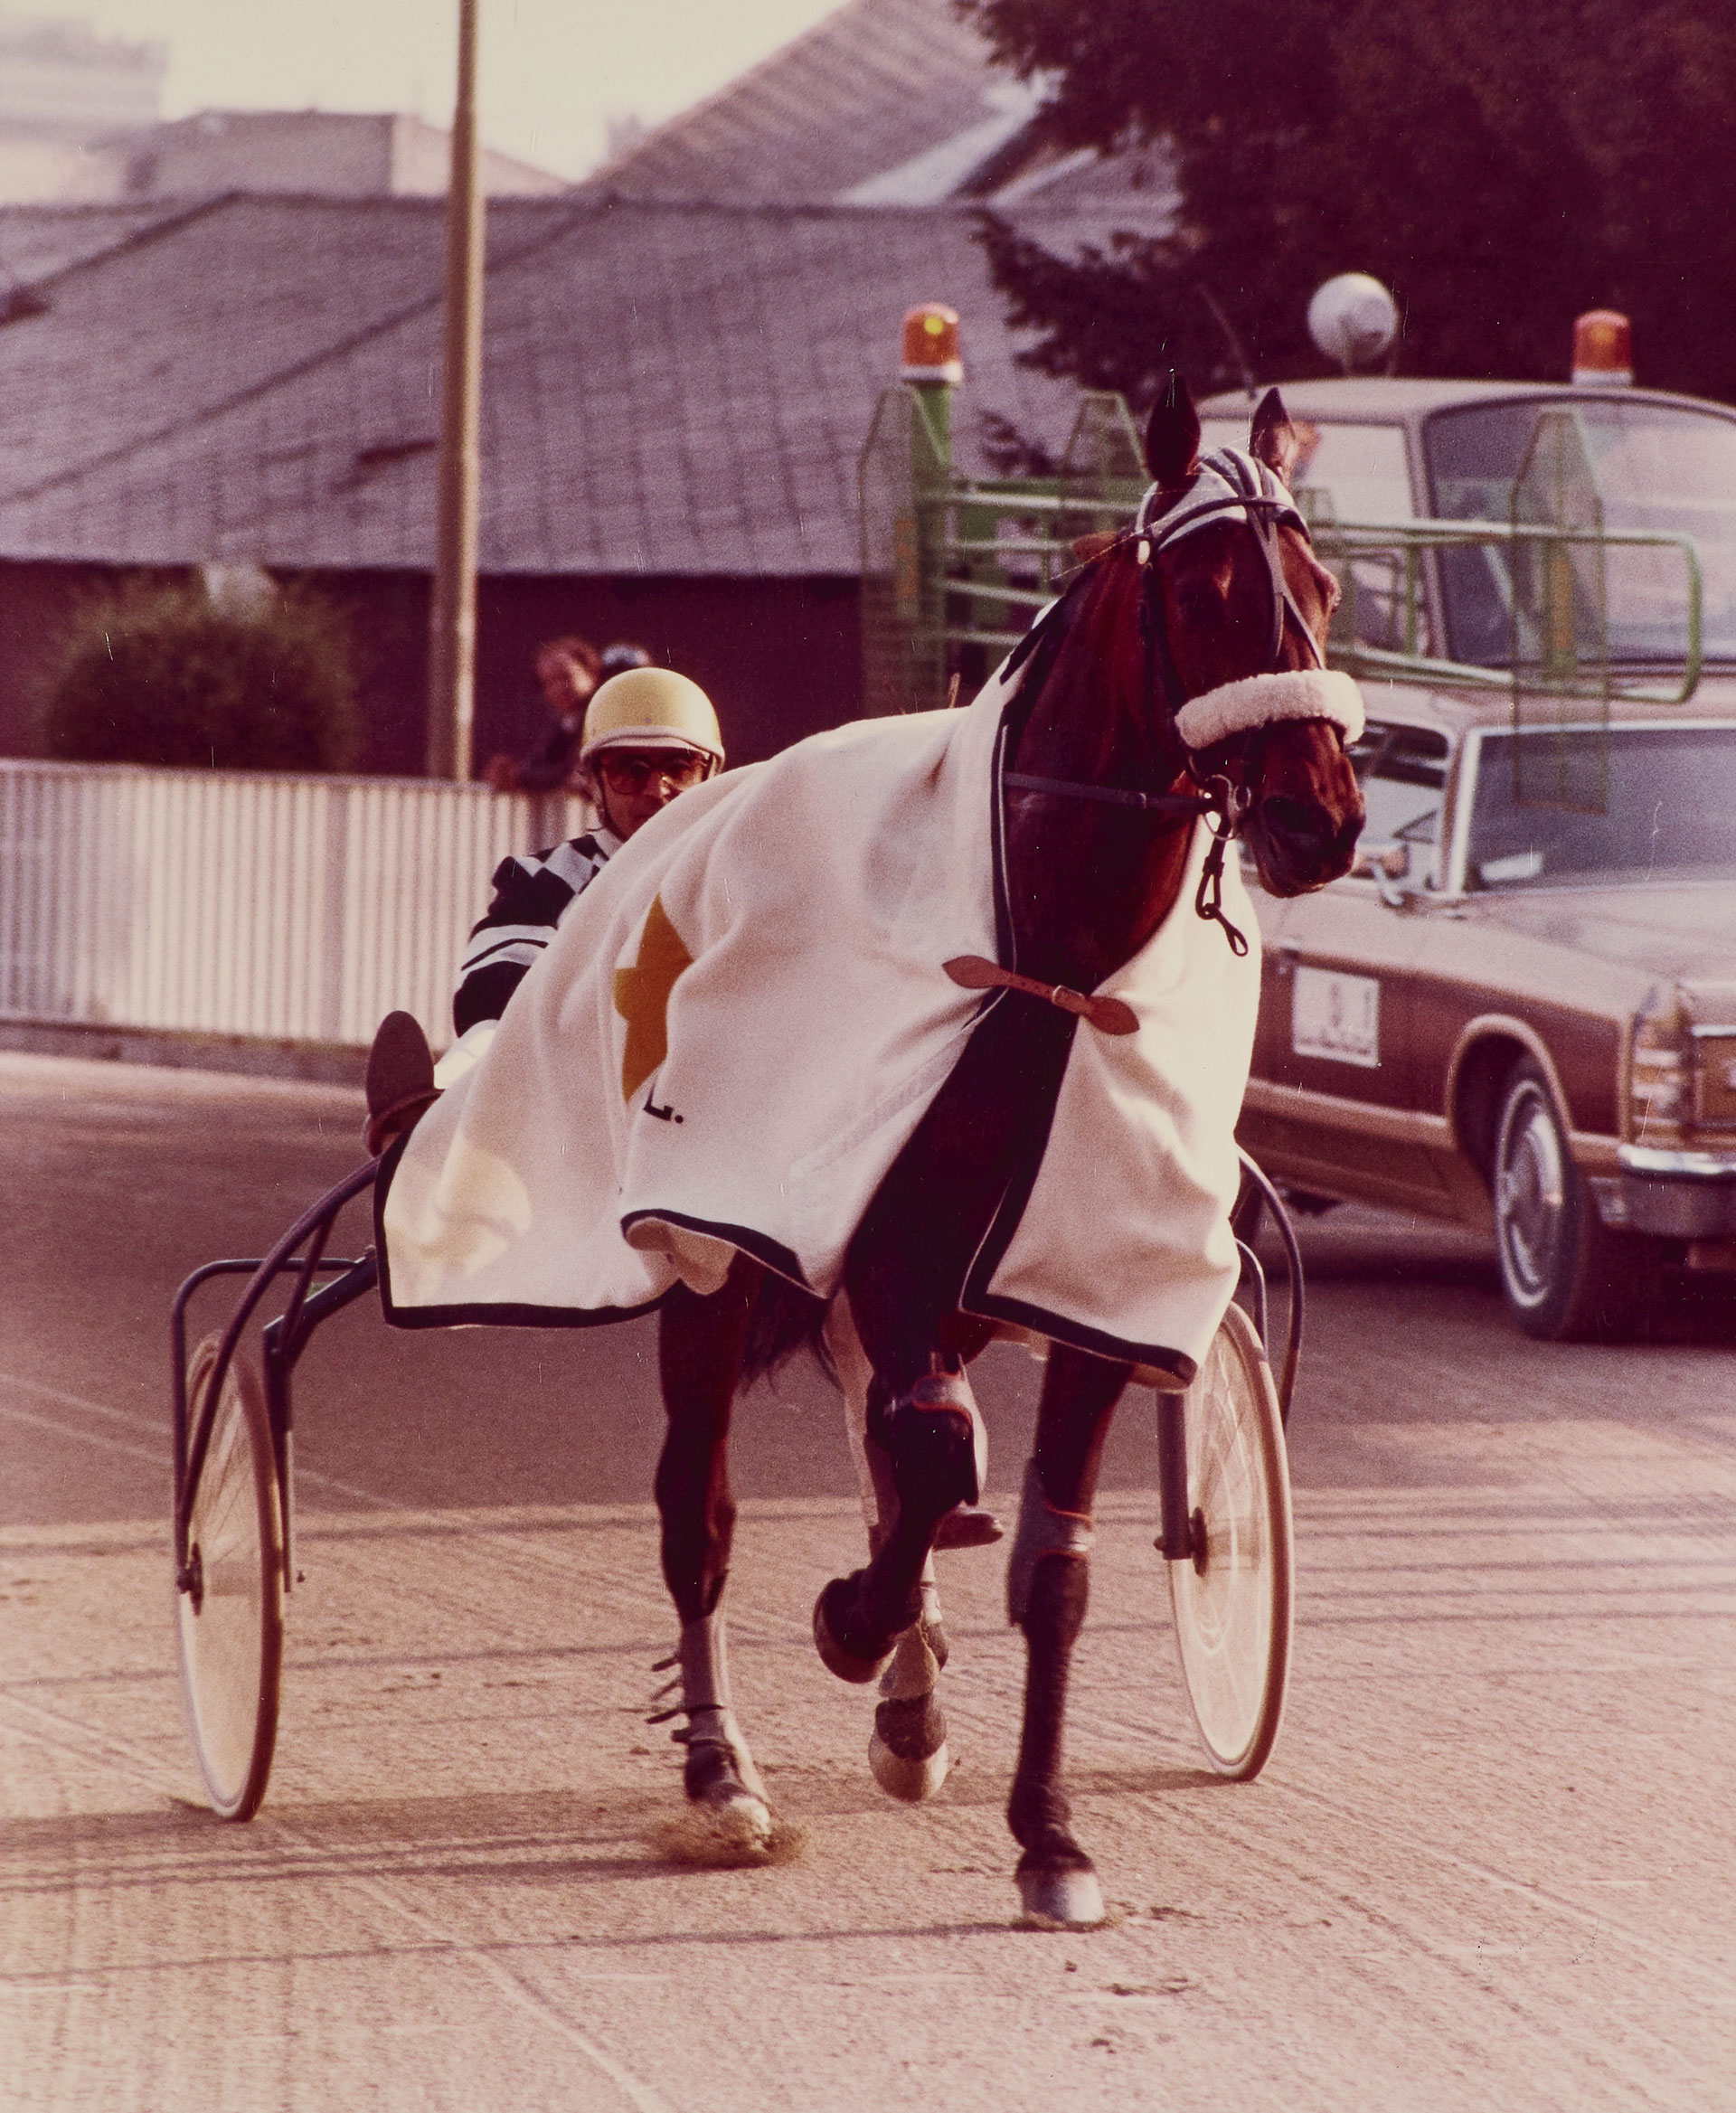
[741,1270,836,1391]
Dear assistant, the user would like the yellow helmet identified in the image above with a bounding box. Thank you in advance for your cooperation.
[579,668,724,769]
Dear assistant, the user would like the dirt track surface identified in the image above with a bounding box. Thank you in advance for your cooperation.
[4,1053,1735,2109]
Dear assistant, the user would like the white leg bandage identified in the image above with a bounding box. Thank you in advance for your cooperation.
[826,1299,883,1542]
[678,1609,767,1802]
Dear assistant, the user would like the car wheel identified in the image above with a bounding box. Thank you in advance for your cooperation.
[1493,1059,1656,1341]
[1495,1056,1672,1335]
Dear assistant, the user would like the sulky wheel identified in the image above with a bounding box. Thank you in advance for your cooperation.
[1166,1301,1293,1780]
[175,1335,284,1821]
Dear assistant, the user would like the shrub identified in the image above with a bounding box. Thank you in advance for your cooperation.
[42,578,362,772]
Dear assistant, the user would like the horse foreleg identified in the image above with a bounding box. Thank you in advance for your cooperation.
[823,1301,954,1799]
[826,1297,891,1547]
[1006,1342,1132,1929]
[812,1360,986,1683]
[655,1254,772,1852]
[826,1299,950,1655]
[815,1008,1074,1685]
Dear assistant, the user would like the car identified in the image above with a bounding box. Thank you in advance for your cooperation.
[1197,371,1736,1337]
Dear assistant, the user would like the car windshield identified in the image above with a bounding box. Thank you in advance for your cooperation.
[1425,399,1736,666]
[1466,723,1736,889]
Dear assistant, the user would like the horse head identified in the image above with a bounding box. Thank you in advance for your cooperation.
[1003,374,1364,986]
[1140,376,1364,899]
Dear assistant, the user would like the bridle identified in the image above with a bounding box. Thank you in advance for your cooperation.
[1000,459,1328,957]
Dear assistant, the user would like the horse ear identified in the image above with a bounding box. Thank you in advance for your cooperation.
[1144,372,1201,489]
[1250,387,1301,485]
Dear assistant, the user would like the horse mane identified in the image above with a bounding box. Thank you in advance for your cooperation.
[997,542,1205,992]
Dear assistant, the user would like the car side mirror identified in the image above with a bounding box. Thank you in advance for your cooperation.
[1351,842,1411,909]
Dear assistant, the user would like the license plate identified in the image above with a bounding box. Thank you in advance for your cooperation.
[1292,967,1381,1068]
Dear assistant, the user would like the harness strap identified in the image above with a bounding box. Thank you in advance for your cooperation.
[1003,771,1213,816]
[1194,825,1250,957]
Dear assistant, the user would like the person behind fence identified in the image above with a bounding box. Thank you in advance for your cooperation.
[599,638,653,681]
[440,667,726,1083]
[480,634,602,793]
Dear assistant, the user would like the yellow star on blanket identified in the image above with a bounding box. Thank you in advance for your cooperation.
[612,892,693,1102]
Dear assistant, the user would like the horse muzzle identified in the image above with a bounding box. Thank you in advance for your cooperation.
[1245,792,1363,897]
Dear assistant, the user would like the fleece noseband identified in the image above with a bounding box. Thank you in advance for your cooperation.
[1175,665,1363,751]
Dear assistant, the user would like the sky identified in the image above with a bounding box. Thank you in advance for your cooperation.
[18,0,848,177]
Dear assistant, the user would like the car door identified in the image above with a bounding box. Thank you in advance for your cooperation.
[1242,718,1462,1215]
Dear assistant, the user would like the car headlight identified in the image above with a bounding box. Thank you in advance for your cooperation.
[1629,984,1689,1145]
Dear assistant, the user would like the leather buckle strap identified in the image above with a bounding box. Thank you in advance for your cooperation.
[943,956,1138,1036]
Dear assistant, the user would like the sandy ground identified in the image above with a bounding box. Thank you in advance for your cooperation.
[4,1053,1736,2108]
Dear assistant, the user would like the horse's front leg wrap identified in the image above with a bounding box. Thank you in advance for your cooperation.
[1007,1461,1104,1928]
[880,1368,988,1517]
[675,1608,769,1812]
[813,1370,986,1683]
[1006,1458,1095,1626]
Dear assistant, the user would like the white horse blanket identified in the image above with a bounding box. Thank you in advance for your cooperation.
[376,661,1261,1381]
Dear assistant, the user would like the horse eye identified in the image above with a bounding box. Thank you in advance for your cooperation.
[1175,577,1225,622]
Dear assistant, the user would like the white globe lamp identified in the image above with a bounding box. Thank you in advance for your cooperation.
[1307,274,1399,374]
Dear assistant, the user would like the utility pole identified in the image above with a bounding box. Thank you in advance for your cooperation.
[424,0,485,778]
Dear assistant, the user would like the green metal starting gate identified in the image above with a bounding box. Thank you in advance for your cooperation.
[859,382,1149,719]
[859,379,1704,814]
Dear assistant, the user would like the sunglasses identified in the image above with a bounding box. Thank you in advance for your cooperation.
[596,750,711,794]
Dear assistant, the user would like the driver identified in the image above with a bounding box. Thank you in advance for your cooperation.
[444,667,725,1078]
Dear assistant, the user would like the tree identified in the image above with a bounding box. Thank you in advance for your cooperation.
[960,0,1736,406]
[42,578,361,773]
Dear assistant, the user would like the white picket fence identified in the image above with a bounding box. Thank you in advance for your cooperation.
[0,759,587,1051]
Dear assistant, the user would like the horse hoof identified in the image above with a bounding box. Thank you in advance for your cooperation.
[813,1577,891,1684]
[1016,1863,1106,1930]
[868,1693,948,1802]
[684,1740,775,1860]
[934,1505,1004,1551]
[869,1731,949,1802]
[692,1781,774,1857]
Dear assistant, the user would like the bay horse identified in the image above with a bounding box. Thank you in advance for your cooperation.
[648,376,1364,1925]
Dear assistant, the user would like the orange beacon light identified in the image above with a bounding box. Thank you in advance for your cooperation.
[901,303,963,385]
[1571,310,1633,386]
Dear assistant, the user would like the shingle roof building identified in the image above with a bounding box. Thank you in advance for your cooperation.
[103,110,571,203]
[0,193,459,529]
[0,190,1082,578]
[0,197,182,284]
[0,0,1173,585]
[588,0,1178,245]
[590,0,1009,206]
[0,1,1178,771]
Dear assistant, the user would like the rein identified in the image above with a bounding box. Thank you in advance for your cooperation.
[1001,772,1213,816]
[1007,765,1254,957]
